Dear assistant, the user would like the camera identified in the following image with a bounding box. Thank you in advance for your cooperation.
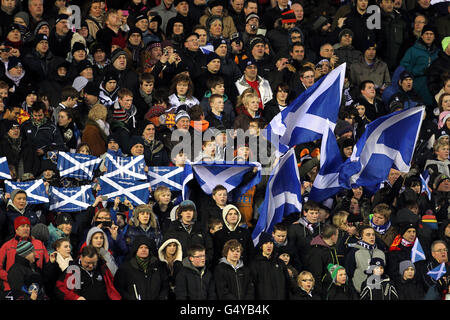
[250,24,257,31]
[163,48,169,55]
[102,220,112,228]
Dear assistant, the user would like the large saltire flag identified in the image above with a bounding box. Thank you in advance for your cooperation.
[5,179,49,204]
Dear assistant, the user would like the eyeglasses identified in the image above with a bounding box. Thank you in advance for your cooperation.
[302,279,314,282]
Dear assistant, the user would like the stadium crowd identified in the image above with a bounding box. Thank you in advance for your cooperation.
[0,0,448,301]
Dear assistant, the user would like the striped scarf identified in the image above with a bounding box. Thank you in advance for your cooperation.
[136,256,150,274]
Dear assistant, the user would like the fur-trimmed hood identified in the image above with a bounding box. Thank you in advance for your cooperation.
[158,238,183,263]
[222,204,242,231]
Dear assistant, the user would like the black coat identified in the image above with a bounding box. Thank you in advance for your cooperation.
[249,253,291,300]
[287,221,324,268]
[395,277,425,300]
[289,286,321,300]
[213,259,255,300]
[48,30,73,58]
[7,255,47,300]
[212,226,254,267]
[325,282,359,300]
[174,258,216,300]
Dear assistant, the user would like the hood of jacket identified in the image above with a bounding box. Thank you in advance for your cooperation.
[158,238,183,263]
[310,235,330,248]
[218,256,244,270]
[85,226,109,251]
[222,204,242,231]
[130,235,157,257]
[181,256,206,275]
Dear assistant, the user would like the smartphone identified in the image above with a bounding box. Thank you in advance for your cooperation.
[101,195,108,201]
[102,220,112,228]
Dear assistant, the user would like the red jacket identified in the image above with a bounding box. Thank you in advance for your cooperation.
[0,236,49,291]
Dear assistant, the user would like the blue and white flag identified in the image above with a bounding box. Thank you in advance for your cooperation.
[420,170,432,201]
[252,149,302,246]
[264,63,346,154]
[147,166,184,191]
[411,238,426,263]
[57,152,102,181]
[339,107,425,189]
[104,154,146,181]
[0,157,11,179]
[309,121,343,203]
[98,176,150,206]
[427,263,447,281]
[182,161,261,202]
[5,179,49,204]
[199,44,214,54]
[49,185,94,212]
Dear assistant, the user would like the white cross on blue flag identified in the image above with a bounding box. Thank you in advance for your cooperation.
[427,263,447,281]
[98,176,150,206]
[0,157,11,180]
[5,179,49,204]
[147,166,184,191]
[104,154,147,181]
[57,152,102,181]
[49,185,94,212]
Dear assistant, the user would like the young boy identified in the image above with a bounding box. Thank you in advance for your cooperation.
[208,217,223,235]
[152,186,174,234]
[195,138,217,161]
[360,258,398,300]
[272,223,302,271]
[112,88,137,130]
[134,72,155,119]
[205,94,233,129]
[200,75,235,123]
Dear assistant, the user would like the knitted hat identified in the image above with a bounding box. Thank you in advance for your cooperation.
[14,216,30,230]
[16,241,34,258]
[327,263,345,283]
[71,41,86,55]
[257,232,273,248]
[129,135,145,148]
[208,0,224,8]
[6,23,21,35]
[55,14,69,24]
[238,57,257,72]
[438,111,450,129]
[110,48,127,64]
[206,52,221,64]
[134,13,148,25]
[11,189,26,203]
[369,257,385,268]
[442,36,450,51]
[34,20,49,35]
[175,110,190,123]
[161,39,173,49]
[334,120,353,137]
[128,26,143,40]
[399,260,415,276]
[4,120,20,132]
[77,59,93,74]
[399,70,413,82]
[230,32,242,43]
[31,223,50,244]
[248,36,265,52]
[72,76,89,92]
[281,9,296,24]
[421,211,438,230]
[83,81,100,96]
[338,28,353,41]
[174,0,188,5]
[103,70,120,83]
[56,212,73,226]
[177,200,196,218]
[398,223,417,237]
[34,34,48,45]
[245,13,259,24]
[7,57,22,71]
[212,38,227,51]
[14,11,30,26]
[362,39,377,52]
[433,174,450,189]
[421,24,437,36]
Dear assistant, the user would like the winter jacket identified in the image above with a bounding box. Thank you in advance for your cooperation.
[214,257,255,300]
[334,45,362,70]
[400,39,439,106]
[249,253,291,300]
[5,203,40,239]
[349,56,391,89]
[395,277,425,300]
[342,7,376,53]
[0,236,49,291]
[143,139,170,166]
[114,236,169,300]
[22,49,54,81]
[21,118,66,154]
[360,275,399,300]
[305,235,340,297]
[289,286,321,300]
[212,204,254,266]
[7,255,48,300]
[157,238,183,299]
[325,282,359,300]
[81,119,108,157]
[125,225,163,253]
[344,242,385,293]
[287,219,324,268]
[56,259,121,300]
[235,74,273,107]
[174,256,216,300]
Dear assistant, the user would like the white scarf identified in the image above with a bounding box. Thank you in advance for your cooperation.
[56,252,73,272]
[96,119,110,136]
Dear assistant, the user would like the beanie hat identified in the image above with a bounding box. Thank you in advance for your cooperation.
[281,9,296,24]
[327,263,345,283]
[438,111,450,129]
[249,36,265,51]
[245,13,259,24]
[103,70,120,84]
[174,0,188,5]
[334,120,353,137]
[338,28,353,41]
[361,39,377,52]
[312,16,329,31]
[4,119,20,132]
[206,52,221,64]
[177,200,196,218]
[399,260,415,276]
[433,174,450,190]
[77,59,93,74]
[442,36,450,51]
[72,76,89,92]
[238,56,257,72]
[208,0,224,8]
[11,189,26,203]
[127,26,143,40]
[34,20,49,35]
[31,223,50,244]
[56,212,73,226]
[6,23,21,35]
[14,216,30,230]
[161,39,173,49]
[55,14,69,25]
[175,110,190,123]
[369,257,385,268]
[71,41,86,55]
[422,211,438,230]
[399,70,413,82]
[14,11,30,27]
[134,13,148,25]
[399,223,417,237]
[7,57,22,71]
[16,241,34,258]
[129,135,145,148]
[257,232,273,248]
[110,48,127,64]
[34,34,48,45]
[421,24,437,36]
[212,38,227,51]
[83,81,100,96]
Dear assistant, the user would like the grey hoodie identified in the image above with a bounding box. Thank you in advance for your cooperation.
[85,226,118,276]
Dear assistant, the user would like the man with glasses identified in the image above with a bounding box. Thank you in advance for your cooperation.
[175,244,216,300]
[56,245,121,300]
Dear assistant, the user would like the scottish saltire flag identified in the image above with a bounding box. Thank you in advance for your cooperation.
[309,121,343,203]
[49,185,94,212]
[420,170,432,201]
[182,161,261,202]
[427,263,447,281]
[199,44,214,54]
[0,157,11,179]
[5,179,49,204]
[411,238,426,263]
[98,176,150,206]
[264,63,346,154]
[147,166,184,191]
[252,149,302,246]
[57,152,102,180]
[104,154,146,181]
[339,107,425,189]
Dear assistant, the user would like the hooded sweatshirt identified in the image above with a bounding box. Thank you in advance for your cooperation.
[84,227,118,276]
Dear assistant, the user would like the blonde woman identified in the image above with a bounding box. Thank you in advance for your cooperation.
[81,103,109,156]
[125,204,162,252]
[290,271,320,300]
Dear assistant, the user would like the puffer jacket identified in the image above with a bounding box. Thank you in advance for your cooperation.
[174,256,216,300]
[214,257,255,300]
